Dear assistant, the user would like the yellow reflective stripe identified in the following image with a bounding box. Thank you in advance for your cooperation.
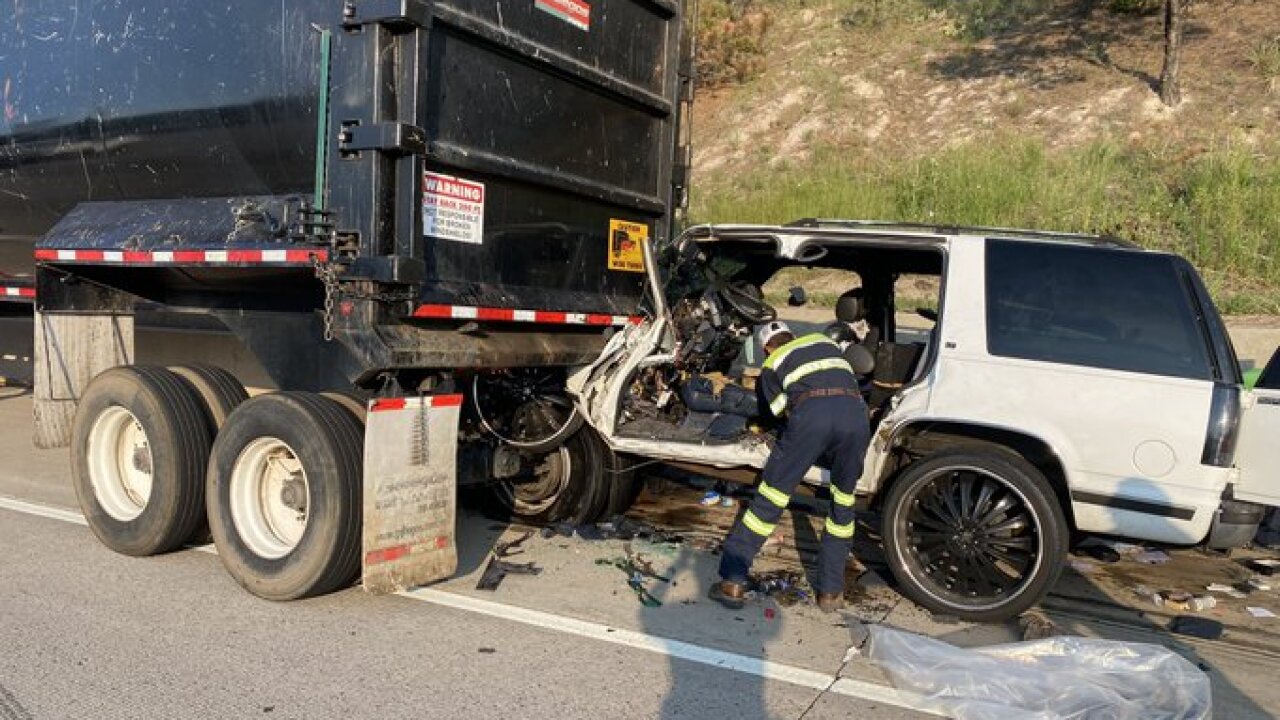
[830,486,856,507]
[742,510,777,537]
[825,517,856,539]
[757,482,790,509]
[763,333,831,370]
[782,357,854,388]
[769,392,788,416]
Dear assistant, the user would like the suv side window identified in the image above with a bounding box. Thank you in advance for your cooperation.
[985,240,1213,381]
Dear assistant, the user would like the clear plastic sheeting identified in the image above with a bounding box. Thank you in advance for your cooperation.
[866,625,1211,720]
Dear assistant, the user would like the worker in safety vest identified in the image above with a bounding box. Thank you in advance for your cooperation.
[709,321,871,613]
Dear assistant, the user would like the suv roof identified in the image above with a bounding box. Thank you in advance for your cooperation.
[684,219,1140,251]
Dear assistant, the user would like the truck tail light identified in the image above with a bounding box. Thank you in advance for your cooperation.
[1201,383,1242,468]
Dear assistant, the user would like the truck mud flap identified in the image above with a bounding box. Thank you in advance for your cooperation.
[361,395,463,595]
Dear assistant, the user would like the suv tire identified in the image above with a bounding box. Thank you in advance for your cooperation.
[881,449,1068,622]
[481,427,611,526]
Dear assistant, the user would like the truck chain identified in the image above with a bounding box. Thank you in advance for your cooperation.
[312,256,419,342]
[313,256,340,342]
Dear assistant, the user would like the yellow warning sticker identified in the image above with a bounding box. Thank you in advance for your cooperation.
[608,219,648,273]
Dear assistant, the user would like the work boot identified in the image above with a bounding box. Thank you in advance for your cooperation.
[708,580,748,610]
[816,592,846,613]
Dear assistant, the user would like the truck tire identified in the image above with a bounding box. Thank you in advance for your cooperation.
[484,427,611,526]
[881,449,1068,623]
[320,390,370,425]
[207,393,363,601]
[169,364,249,431]
[601,452,645,519]
[169,365,249,545]
[71,366,212,556]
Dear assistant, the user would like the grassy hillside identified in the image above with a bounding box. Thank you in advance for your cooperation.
[689,0,1280,312]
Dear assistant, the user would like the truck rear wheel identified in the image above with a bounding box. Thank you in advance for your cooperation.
[71,366,212,556]
[169,364,249,430]
[881,449,1068,623]
[320,389,370,425]
[486,427,611,526]
[207,393,363,601]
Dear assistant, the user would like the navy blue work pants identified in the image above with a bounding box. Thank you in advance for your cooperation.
[719,396,870,594]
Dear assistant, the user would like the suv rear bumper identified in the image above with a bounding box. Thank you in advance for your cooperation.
[1206,497,1266,550]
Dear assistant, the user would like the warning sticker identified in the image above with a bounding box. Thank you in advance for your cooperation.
[535,0,592,31]
[423,172,485,245]
[608,219,648,273]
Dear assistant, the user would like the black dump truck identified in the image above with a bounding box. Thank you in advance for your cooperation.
[0,0,689,599]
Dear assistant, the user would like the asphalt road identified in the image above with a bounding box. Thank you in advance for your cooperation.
[4,385,1279,720]
[0,390,933,720]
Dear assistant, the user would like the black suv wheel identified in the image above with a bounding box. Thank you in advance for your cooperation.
[881,449,1068,622]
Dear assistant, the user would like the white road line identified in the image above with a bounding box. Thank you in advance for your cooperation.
[0,496,87,526]
[0,494,943,717]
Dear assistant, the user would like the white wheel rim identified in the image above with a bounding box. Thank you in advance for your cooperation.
[87,406,154,522]
[229,437,309,560]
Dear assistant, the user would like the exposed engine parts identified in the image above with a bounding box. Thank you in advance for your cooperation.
[621,254,780,443]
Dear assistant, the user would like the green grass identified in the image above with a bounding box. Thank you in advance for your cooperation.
[1250,36,1280,92]
[693,138,1280,313]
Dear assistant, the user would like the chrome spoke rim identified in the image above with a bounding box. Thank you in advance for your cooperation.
[903,467,1041,606]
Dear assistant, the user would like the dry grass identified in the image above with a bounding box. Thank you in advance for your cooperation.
[1250,36,1280,93]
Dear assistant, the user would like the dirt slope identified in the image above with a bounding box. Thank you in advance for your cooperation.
[692,0,1280,179]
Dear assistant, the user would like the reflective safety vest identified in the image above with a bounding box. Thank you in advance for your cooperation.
[759,334,857,417]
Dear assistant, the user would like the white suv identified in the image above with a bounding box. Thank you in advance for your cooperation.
[571,221,1278,621]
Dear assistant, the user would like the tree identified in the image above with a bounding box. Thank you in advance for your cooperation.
[1158,0,1186,107]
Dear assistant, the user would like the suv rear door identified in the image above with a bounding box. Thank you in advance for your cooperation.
[1233,348,1280,505]
[976,241,1234,541]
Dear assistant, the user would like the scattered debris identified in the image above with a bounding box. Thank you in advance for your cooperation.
[1207,583,1249,599]
[764,607,776,620]
[494,531,533,558]
[1147,590,1217,612]
[1247,577,1272,592]
[1247,607,1277,619]
[624,571,664,607]
[596,545,671,607]
[1135,587,1219,612]
[545,516,685,544]
[749,569,811,607]
[476,531,543,591]
[1019,612,1060,641]
[478,647,496,654]
[699,489,736,508]
[1190,596,1217,611]
[476,556,543,591]
[1170,616,1226,640]
[1082,538,1145,556]
[1248,559,1280,576]
[1134,550,1171,565]
[633,538,682,558]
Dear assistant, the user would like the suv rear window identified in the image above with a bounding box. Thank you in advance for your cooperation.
[985,240,1213,381]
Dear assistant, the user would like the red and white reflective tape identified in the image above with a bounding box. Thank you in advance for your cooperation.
[368,395,465,413]
[35,248,328,265]
[365,536,451,566]
[413,304,641,327]
[1,286,35,299]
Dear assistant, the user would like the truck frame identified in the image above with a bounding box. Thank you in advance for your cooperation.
[1,0,690,599]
